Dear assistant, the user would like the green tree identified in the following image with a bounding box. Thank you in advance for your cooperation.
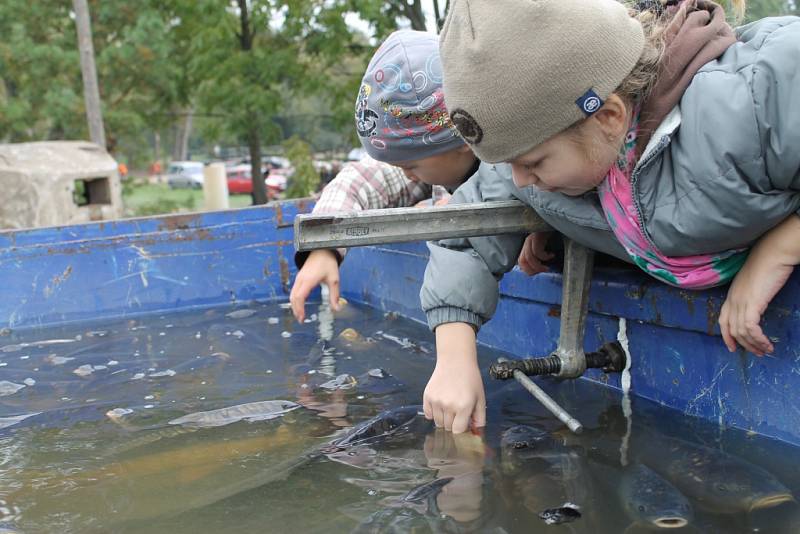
[0,0,183,167]
[282,135,319,198]
[0,0,82,141]
[181,0,381,204]
[743,0,799,22]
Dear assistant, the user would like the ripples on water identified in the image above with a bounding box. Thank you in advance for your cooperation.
[0,300,799,533]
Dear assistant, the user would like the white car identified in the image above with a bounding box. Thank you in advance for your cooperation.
[167,161,204,189]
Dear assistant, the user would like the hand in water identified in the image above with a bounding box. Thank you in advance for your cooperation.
[424,428,486,523]
[423,323,486,434]
[290,249,341,322]
[517,232,554,276]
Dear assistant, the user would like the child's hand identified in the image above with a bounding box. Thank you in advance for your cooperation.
[518,232,554,276]
[423,323,486,433]
[719,261,790,356]
[289,249,341,322]
[719,215,800,356]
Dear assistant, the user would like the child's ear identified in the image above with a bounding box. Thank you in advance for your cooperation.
[591,93,629,140]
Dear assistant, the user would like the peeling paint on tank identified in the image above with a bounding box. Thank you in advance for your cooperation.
[706,296,719,336]
[278,251,290,294]
[156,214,203,232]
[43,266,73,298]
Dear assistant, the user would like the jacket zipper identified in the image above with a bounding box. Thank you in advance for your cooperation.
[629,135,671,251]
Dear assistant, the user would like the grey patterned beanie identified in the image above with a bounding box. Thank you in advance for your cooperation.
[355,30,464,163]
[440,0,645,163]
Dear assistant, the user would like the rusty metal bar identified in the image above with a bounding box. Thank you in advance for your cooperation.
[497,357,584,434]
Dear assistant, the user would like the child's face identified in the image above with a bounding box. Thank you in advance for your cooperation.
[394,145,477,189]
[509,119,622,196]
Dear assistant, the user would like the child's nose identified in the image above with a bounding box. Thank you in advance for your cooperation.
[511,165,534,188]
[402,169,420,183]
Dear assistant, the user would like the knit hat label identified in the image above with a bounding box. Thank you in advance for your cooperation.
[575,89,604,117]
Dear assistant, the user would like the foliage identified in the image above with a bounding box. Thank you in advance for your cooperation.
[742,0,799,22]
[0,0,438,177]
[0,0,181,152]
[282,135,319,198]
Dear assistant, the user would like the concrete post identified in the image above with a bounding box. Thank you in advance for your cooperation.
[203,163,229,211]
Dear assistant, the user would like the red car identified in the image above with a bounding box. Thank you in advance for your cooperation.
[226,164,289,199]
[226,164,253,194]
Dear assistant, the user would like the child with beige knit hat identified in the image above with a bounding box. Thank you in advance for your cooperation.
[421,0,800,432]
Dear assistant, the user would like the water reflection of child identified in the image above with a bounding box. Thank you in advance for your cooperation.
[422,0,800,431]
[294,379,350,428]
[423,428,486,523]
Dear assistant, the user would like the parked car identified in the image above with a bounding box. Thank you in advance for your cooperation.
[167,161,204,189]
[266,170,288,200]
[225,164,253,194]
[347,147,366,161]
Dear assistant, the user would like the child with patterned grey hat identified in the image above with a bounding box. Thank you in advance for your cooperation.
[291,30,520,330]
[421,0,800,431]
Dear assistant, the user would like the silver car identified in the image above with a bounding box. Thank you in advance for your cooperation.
[167,161,204,189]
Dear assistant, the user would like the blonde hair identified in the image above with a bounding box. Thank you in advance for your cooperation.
[615,0,747,104]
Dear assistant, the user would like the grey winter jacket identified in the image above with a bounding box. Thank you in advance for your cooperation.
[421,17,800,332]
[421,163,629,331]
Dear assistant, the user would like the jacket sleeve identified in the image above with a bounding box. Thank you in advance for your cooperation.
[295,157,432,268]
[420,164,527,332]
[744,17,800,201]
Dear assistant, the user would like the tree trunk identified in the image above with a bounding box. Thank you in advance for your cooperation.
[73,0,106,149]
[172,108,193,161]
[432,0,444,31]
[154,131,161,164]
[405,0,427,31]
[249,129,268,205]
[237,0,266,204]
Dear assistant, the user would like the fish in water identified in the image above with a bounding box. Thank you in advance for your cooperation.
[500,424,551,454]
[350,504,432,534]
[168,400,301,428]
[619,463,693,530]
[539,503,582,525]
[403,477,454,504]
[324,405,422,452]
[499,425,592,522]
[225,309,257,319]
[318,373,358,391]
[351,476,465,534]
[6,421,332,529]
[634,433,794,514]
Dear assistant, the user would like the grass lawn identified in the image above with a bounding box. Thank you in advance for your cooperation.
[122,182,254,217]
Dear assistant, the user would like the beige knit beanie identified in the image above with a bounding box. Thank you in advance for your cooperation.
[440,0,645,163]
